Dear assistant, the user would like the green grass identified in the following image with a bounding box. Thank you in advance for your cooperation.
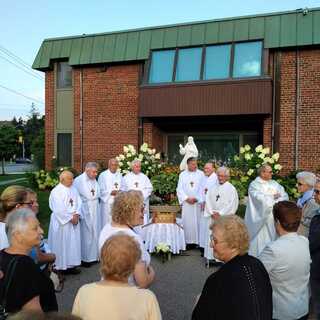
[0,174,26,182]
[0,180,51,236]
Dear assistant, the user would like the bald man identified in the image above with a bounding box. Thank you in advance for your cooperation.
[48,170,82,274]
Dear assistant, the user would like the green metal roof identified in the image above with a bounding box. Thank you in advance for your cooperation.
[33,7,320,70]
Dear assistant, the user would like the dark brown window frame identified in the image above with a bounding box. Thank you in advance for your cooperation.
[146,39,264,85]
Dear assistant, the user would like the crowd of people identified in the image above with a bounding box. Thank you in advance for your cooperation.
[0,155,319,320]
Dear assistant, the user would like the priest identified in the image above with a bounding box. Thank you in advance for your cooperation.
[199,161,218,254]
[245,164,288,257]
[123,159,153,225]
[177,157,204,247]
[98,158,123,226]
[204,167,239,261]
[48,170,82,274]
[74,162,101,267]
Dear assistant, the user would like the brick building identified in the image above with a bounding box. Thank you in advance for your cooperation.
[33,8,320,173]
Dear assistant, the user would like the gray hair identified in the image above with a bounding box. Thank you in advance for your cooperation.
[296,171,317,188]
[85,162,98,170]
[5,208,36,244]
[257,164,272,175]
[131,159,141,167]
[216,167,230,177]
[205,160,216,167]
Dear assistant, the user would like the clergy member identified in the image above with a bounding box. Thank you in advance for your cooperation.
[74,162,101,267]
[48,170,82,274]
[199,161,218,254]
[204,167,239,261]
[123,159,153,225]
[245,164,288,257]
[177,157,204,248]
[98,158,123,226]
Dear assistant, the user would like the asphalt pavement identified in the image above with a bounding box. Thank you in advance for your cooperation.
[57,249,213,320]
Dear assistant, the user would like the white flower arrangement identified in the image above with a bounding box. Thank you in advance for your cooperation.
[116,143,162,178]
[155,242,171,254]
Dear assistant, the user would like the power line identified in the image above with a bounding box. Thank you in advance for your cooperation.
[0,54,44,81]
[0,44,44,79]
[0,84,44,104]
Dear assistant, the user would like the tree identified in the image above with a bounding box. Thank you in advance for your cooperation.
[31,128,45,169]
[0,125,18,175]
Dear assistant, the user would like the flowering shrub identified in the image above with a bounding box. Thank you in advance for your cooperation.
[155,242,171,253]
[116,143,162,178]
[26,167,78,191]
[229,144,283,199]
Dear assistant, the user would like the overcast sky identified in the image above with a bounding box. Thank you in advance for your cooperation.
[0,0,319,120]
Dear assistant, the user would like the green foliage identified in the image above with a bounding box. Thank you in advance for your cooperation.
[0,125,18,174]
[26,167,79,191]
[31,128,45,169]
[274,171,300,200]
[116,143,162,178]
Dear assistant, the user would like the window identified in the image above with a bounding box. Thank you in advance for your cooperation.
[175,47,202,81]
[204,44,231,80]
[233,41,262,78]
[148,41,263,84]
[149,50,175,83]
[57,133,72,166]
[57,62,72,89]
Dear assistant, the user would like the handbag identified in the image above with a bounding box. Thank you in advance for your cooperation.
[0,256,20,320]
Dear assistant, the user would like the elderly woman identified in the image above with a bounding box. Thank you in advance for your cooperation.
[99,191,155,288]
[259,201,310,320]
[73,233,161,320]
[192,215,272,320]
[309,180,320,320]
[296,171,319,236]
[0,208,57,313]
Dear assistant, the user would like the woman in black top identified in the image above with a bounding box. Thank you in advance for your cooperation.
[0,208,57,313]
[192,215,272,320]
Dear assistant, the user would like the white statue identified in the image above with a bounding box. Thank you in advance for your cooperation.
[179,136,198,171]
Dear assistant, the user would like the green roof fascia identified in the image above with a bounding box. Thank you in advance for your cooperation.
[32,7,320,70]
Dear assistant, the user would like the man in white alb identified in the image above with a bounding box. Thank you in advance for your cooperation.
[199,161,218,255]
[245,164,288,257]
[48,170,82,274]
[123,159,153,225]
[98,158,123,226]
[73,162,101,267]
[177,157,204,248]
[204,167,239,261]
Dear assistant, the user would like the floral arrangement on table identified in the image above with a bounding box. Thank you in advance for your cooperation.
[229,144,298,200]
[155,242,172,262]
[150,165,180,205]
[26,167,78,191]
[116,143,162,178]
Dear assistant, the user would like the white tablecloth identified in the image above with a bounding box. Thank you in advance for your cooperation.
[142,219,186,254]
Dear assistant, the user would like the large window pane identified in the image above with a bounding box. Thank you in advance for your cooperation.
[175,47,202,81]
[149,50,175,83]
[57,62,72,89]
[204,45,231,80]
[233,41,262,78]
[57,133,72,166]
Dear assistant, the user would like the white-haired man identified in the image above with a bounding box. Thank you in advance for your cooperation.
[74,162,101,267]
[199,161,218,255]
[177,157,204,248]
[204,167,239,262]
[123,159,153,225]
[245,164,288,257]
[98,158,124,226]
[48,170,82,274]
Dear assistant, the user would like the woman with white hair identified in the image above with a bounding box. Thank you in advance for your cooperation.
[296,171,319,236]
[0,208,57,313]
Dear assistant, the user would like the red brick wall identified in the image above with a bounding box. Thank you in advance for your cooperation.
[142,120,164,153]
[45,70,54,170]
[263,116,272,150]
[73,64,141,172]
[278,49,320,173]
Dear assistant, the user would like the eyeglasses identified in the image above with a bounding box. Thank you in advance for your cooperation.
[314,189,320,195]
[21,200,37,207]
[210,234,226,245]
[297,182,306,186]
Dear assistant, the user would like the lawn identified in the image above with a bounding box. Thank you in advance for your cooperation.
[0,174,26,182]
[0,180,51,236]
